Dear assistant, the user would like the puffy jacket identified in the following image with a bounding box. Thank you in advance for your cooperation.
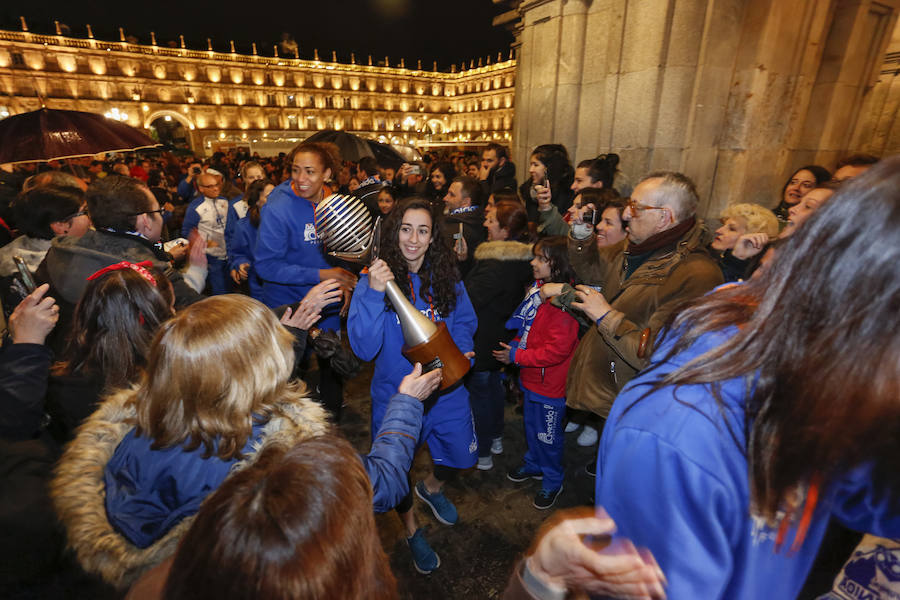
[508,300,579,398]
[51,388,330,589]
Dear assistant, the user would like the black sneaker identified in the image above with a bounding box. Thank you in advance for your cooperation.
[507,465,543,483]
[585,460,596,477]
[533,486,563,510]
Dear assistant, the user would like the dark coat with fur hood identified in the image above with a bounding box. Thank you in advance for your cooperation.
[50,386,330,590]
[464,240,534,371]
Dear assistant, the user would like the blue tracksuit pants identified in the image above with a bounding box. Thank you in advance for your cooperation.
[522,388,565,491]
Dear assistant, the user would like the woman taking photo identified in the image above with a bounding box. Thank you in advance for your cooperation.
[519,144,575,225]
[592,158,900,598]
[348,197,478,575]
[464,200,533,471]
[255,141,357,421]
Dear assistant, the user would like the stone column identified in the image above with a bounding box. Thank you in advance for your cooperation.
[510,0,900,217]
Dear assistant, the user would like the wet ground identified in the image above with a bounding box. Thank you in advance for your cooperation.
[338,362,600,600]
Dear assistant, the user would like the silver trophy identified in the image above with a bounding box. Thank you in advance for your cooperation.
[315,194,469,389]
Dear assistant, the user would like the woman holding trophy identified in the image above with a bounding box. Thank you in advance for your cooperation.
[349,197,478,576]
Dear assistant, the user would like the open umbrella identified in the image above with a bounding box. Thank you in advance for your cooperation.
[0,107,160,165]
[365,140,406,169]
[303,130,374,162]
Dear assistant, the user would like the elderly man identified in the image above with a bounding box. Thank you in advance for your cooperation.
[542,171,723,459]
[182,172,230,294]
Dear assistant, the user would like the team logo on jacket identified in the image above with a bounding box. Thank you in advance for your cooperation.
[304,223,318,242]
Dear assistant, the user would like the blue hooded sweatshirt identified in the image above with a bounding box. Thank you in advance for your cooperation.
[254,180,340,328]
[348,272,477,432]
[596,328,900,599]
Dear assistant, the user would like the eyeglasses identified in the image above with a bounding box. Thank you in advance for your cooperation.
[130,208,166,217]
[198,184,221,189]
[64,210,88,221]
[625,198,669,217]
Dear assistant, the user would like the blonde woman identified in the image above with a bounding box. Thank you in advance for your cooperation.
[52,295,331,589]
[710,202,779,281]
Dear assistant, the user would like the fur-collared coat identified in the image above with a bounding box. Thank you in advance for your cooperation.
[464,240,535,371]
[51,387,330,590]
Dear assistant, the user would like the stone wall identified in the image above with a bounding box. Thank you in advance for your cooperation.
[509,0,900,217]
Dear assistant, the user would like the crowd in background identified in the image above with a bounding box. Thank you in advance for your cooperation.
[0,136,897,600]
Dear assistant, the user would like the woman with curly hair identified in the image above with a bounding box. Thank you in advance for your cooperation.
[348,197,478,576]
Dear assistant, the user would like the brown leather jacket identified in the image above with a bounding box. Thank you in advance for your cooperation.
[558,220,723,417]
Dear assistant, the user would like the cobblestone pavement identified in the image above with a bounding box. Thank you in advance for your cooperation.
[337,362,600,600]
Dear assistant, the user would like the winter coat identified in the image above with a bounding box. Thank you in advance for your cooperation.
[50,387,330,589]
[464,240,534,371]
[0,342,52,441]
[558,220,723,417]
[481,160,517,196]
[35,229,202,352]
[597,328,900,599]
[442,206,486,278]
[508,301,579,398]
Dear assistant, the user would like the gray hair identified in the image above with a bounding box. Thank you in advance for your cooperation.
[640,171,699,223]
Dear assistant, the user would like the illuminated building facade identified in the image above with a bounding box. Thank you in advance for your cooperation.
[0,21,515,156]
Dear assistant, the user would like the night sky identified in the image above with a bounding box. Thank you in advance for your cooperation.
[1,1,515,70]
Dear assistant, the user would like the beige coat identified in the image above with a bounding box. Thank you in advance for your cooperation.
[560,221,723,417]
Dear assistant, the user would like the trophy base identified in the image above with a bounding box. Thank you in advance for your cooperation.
[402,321,470,390]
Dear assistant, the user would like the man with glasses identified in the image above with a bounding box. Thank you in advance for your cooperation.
[182,172,230,294]
[35,175,203,351]
[541,171,723,467]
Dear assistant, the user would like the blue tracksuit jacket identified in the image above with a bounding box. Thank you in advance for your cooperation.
[596,327,900,599]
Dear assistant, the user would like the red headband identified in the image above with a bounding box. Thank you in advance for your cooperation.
[86,261,157,286]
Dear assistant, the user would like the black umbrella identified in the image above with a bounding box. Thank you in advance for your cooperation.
[365,140,405,169]
[303,130,374,162]
[0,107,160,165]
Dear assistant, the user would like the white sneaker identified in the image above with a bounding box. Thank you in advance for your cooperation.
[565,421,580,433]
[577,425,598,447]
[490,437,503,455]
[477,455,494,470]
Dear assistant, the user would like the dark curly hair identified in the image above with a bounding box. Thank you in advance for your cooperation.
[379,197,460,318]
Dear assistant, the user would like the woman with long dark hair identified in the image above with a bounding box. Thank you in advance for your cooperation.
[519,144,575,225]
[424,161,457,214]
[46,263,174,443]
[348,197,478,575]
[772,164,830,222]
[592,158,900,598]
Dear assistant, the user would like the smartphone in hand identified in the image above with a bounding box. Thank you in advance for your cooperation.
[13,256,36,293]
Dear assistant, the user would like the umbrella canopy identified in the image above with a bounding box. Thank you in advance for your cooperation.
[0,107,160,165]
[303,130,374,162]
[366,140,404,168]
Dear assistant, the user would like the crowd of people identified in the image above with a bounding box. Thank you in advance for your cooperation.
[0,138,897,600]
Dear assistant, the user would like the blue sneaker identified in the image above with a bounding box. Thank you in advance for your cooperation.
[533,485,563,510]
[407,528,440,574]
[507,465,543,483]
[415,481,458,525]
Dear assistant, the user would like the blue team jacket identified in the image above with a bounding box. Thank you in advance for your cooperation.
[596,327,900,599]
[227,216,263,301]
[254,181,338,327]
[348,272,477,428]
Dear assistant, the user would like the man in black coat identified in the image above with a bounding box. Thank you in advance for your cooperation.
[442,176,485,278]
[480,142,517,195]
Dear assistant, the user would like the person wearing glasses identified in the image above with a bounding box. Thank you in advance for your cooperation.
[35,175,203,352]
[539,171,723,458]
[182,171,230,295]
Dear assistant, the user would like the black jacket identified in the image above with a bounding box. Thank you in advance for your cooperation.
[35,229,203,353]
[481,160,517,196]
[520,180,574,226]
[464,240,534,371]
[443,206,486,278]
